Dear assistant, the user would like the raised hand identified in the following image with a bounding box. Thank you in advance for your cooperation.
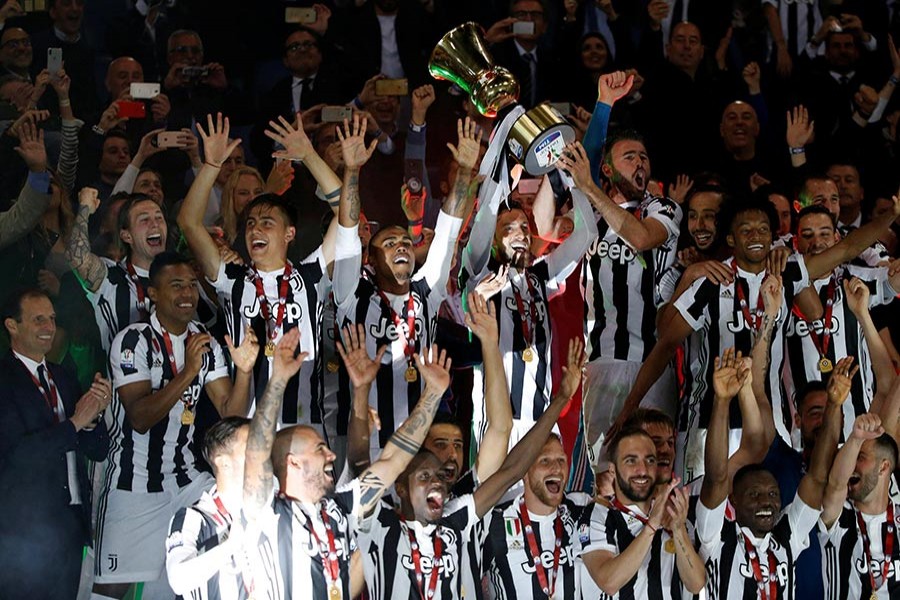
[265,160,295,196]
[668,174,694,204]
[766,246,791,275]
[99,101,128,132]
[473,264,509,301]
[484,17,517,44]
[786,105,814,149]
[225,326,259,374]
[336,324,386,389]
[266,111,316,162]
[411,84,436,126]
[446,117,483,171]
[464,291,499,344]
[135,127,168,163]
[555,141,594,190]
[79,187,100,215]
[197,112,242,167]
[742,62,761,94]
[414,344,452,394]
[647,0,669,30]
[827,356,858,406]
[7,109,50,139]
[661,482,689,531]
[271,327,309,383]
[851,412,884,441]
[556,338,585,403]
[712,348,746,400]
[842,276,870,318]
[648,478,679,530]
[761,273,783,317]
[337,114,378,170]
[309,3,332,35]
[597,70,634,105]
[184,333,212,376]
[13,120,47,173]
[151,93,171,122]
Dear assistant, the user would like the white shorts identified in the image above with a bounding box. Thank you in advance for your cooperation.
[94,473,213,584]
[581,358,676,469]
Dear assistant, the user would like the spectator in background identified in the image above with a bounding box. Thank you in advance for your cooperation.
[162,29,232,129]
[0,26,32,81]
[107,0,188,83]
[827,161,867,235]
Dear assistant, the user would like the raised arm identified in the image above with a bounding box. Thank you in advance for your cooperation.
[464,292,512,481]
[844,276,897,412]
[797,357,857,509]
[243,328,308,518]
[746,274,780,451]
[663,486,706,594]
[1,122,52,251]
[336,324,386,477]
[583,71,634,183]
[701,348,748,509]
[576,175,670,252]
[65,187,107,293]
[472,339,584,518]
[355,346,451,519]
[204,326,259,417]
[176,113,241,281]
[821,413,884,528]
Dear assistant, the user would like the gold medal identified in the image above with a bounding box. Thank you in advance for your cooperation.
[818,357,833,373]
[181,406,195,426]
[329,583,341,600]
[405,366,418,383]
[265,341,276,357]
[665,538,676,554]
[327,358,340,373]
[522,347,534,362]
[871,593,877,600]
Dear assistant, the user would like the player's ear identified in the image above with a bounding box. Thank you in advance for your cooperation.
[726,233,735,249]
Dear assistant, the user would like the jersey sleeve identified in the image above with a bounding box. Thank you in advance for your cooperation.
[695,498,727,551]
[209,261,236,293]
[783,255,811,300]
[335,477,362,533]
[416,210,464,297]
[332,224,362,308]
[204,335,230,383]
[845,265,897,306]
[85,257,119,301]
[783,495,821,557]
[544,187,599,291]
[582,502,618,556]
[644,197,683,241]
[165,506,233,596]
[442,494,478,537]
[673,276,716,331]
[656,263,685,307]
[110,327,150,388]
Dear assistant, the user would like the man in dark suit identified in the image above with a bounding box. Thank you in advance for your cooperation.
[0,287,111,599]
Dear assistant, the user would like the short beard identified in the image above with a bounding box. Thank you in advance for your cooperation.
[527,476,561,508]
[616,472,654,502]
[610,169,646,202]
[849,470,879,502]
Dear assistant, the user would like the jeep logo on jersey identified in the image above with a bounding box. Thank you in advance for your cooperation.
[739,558,789,587]
[303,536,350,559]
[242,298,305,323]
[401,552,457,576]
[590,239,639,265]
[503,294,547,321]
[855,556,900,580]
[519,545,576,574]
[785,315,840,338]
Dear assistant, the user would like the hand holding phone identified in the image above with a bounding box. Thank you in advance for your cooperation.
[47,48,63,77]
[117,100,146,119]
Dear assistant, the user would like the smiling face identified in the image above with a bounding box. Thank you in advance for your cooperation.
[524,436,569,511]
[284,427,337,503]
[217,145,245,186]
[368,225,415,288]
[397,452,449,524]
[232,173,265,217]
[494,208,532,267]
[803,178,840,218]
[244,202,294,269]
[603,139,650,202]
[147,262,199,329]
[610,434,658,503]
[728,209,772,268]
[121,199,167,264]
[794,389,827,449]
[720,101,759,153]
[687,191,722,251]
[732,469,780,536]
[0,28,33,72]
[50,0,85,36]
[796,212,839,256]
[641,422,674,484]
[581,35,609,72]
[135,171,164,206]
[423,423,464,484]
[5,294,56,361]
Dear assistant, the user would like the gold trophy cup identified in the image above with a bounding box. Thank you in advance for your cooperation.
[429,22,575,175]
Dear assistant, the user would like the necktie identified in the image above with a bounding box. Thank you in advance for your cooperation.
[521,53,536,108]
[293,78,305,113]
[37,364,57,419]
[38,364,82,505]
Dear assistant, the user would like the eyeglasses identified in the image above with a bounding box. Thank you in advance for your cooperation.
[1,38,32,50]
[285,41,318,54]
[511,10,544,20]
[171,45,202,55]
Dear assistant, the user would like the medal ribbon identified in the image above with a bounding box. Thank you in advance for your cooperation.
[376,290,417,365]
[126,260,149,317]
[741,534,778,600]
[856,503,895,594]
[405,522,443,600]
[732,262,766,331]
[303,504,342,594]
[611,498,652,528]
[518,496,562,597]
[250,262,293,344]
[790,275,836,361]
[160,328,196,418]
[511,272,539,350]
[20,360,61,422]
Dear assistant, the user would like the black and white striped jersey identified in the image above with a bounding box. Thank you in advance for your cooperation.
[761,0,822,59]
[818,501,900,600]
[332,213,463,449]
[106,313,229,492]
[581,193,682,363]
[672,256,809,467]
[209,250,328,429]
[264,480,360,599]
[88,258,217,352]
[784,266,896,442]
[165,488,256,600]
[697,497,821,600]
[479,492,594,600]
[358,495,477,600]
[580,497,694,600]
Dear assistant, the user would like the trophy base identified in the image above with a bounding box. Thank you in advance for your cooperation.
[507,104,576,175]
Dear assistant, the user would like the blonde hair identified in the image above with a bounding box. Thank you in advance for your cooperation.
[221,166,265,243]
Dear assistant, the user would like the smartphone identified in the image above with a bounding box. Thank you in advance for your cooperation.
[117,100,146,119]
[47,48,63,76]
[549,102,572,116]
[130,82,160,99]
[155,132,184,149]
[374,78,409,96]
[181,66,210,80]
[517,178,541,195]
[512,21,535,35]
[285,7,316,24]
[22,0,47,11]
[321,105,353,123]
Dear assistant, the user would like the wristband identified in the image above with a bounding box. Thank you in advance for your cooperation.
[890,75,900,86]
[789,146,806,155]
[353,96,365,110]
[409,121,426,133]
[59,99,71,107]
[645,522,658,533]
[323,187,341,201]
[407,218,423,227]
[205,160,223,168]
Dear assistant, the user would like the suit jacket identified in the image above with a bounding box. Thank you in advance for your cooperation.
[0,353,109,546]
[490,40,560,109]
